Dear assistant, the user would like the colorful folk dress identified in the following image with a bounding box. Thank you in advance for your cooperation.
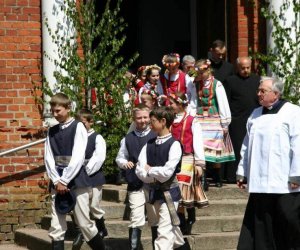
[171,112,209,208]
[157,70,187,105]
[195,76,235,163]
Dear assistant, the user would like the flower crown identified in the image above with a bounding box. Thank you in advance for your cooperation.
[137,66,147,73]
[197,59,211,70]
[162,53,180,67]
[169,93,189,105]
[142,89,158,99]
[145,64,161,73]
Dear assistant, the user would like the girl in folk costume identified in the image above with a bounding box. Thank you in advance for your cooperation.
[138,64,161,102]
[134,66,147,93]
[191,59,235,188]
[157,53,193,106]
[169,92,208,235]
[123,71,140,108]
[140,89,159,110]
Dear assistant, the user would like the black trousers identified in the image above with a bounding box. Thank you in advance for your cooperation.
[237,193,300,250]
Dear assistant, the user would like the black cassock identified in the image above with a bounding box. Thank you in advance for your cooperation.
[211,60,234,84]
[223,73,260,182]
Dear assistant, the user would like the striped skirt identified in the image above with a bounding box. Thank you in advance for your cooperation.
[195,113,235,163]
[176,154,209,208]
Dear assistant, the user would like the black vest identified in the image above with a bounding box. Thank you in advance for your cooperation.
[85,131,105,187]
[125,130,156,191]
[74,131,107,188]
[48,120,81,187]
[146,136,181,202]
[49,120,78,160]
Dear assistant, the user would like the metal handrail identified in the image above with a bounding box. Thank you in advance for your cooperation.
[0,138,46,157]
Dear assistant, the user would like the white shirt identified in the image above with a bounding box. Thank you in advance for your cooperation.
[135,134,182,183]
[116,128,152,169]
[189,78,231,126]
[85,129,106,176]
[237,102,300,193]
[44,119,88,186]
[173,113,205,163]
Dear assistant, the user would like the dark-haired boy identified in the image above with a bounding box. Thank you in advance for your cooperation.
[71,109,108,247]
[136,106,185,249]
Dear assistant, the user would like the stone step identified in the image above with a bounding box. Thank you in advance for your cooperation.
[0,244,27,250]
[102,184,248,203]
[15,228,240,250]
[41,214,243,237]
[42,199,246,227]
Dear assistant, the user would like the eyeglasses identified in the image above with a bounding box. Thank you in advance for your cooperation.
[256,88,273,95]
[150,118,159,124]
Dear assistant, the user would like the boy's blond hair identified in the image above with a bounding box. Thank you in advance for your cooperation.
[132,104,150,117]
[50,93,71,108]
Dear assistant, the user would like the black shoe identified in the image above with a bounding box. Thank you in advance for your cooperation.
[95,218,108,238]
[87,233,105,250]
[215,182,223,188]
[186,207,196,235]
[178,212,187,235]
[213,168,223,188]
[72,231,84,247]
[202,171,209,191]
[151,226,158,249]
[129,228,142,250]
[52,240,64,250]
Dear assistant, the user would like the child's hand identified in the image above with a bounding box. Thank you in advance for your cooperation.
[123,161,135,169]
[55,182,69,194]
[223,128,228,135]
[145,164,151,173]
[237,179,246,189]
[290,182,300,189]
[195,166,203,177]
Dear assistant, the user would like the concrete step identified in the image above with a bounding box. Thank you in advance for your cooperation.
[15,228,240,250]
[0,244,27,250]
[40,213,243,237]
[102,184,249,203]
[42,199,246,229]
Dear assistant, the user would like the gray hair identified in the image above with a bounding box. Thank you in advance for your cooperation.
[236,56,251,65]
[260,76,284,95]
[182,55,195,64]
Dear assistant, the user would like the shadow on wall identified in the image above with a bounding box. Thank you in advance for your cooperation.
[0,165,46,185]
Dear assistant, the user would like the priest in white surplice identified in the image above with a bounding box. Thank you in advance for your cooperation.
[236,76,300,250]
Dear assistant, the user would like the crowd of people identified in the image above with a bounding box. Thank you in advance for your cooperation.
[44,39,300,250]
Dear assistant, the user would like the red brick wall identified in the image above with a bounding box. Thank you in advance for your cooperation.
[229,0,266,69]
[0,0,48,242]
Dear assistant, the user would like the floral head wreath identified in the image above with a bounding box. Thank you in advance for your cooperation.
[162,53,180,67]
[142,89,158,99]
[169,93,189,105]
[196,59,211,71]
[137,66,147,73]
[145,64,161,73]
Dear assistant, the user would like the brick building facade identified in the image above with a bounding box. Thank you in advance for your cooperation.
[0,0,264,243]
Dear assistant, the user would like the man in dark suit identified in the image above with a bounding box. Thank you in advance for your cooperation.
[223,56,260,183]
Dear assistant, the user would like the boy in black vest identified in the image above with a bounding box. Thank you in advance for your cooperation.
[116,104,156,250]
[71,109,108,247]
[136,106,185,249]
[44,93,105,250]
